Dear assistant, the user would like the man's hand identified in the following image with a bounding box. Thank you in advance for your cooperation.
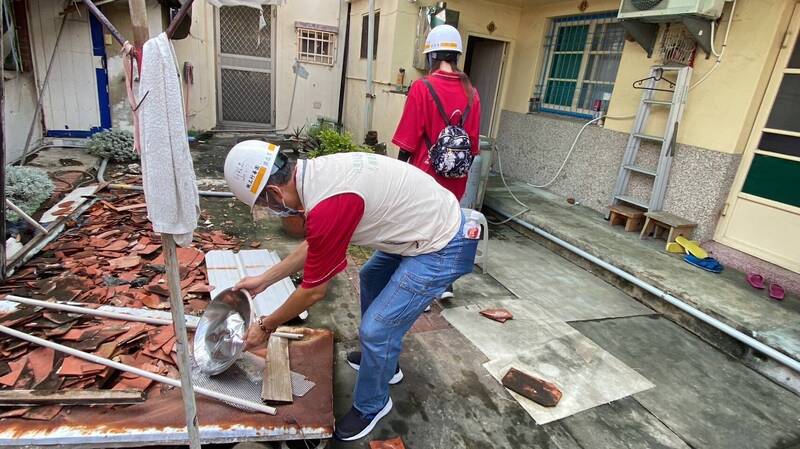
[245,324,272,352]
[233,275,269,297]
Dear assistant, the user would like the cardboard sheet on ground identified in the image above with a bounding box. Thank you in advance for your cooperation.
[442,300,654,424]
[487,240,654,322]
[206,250,307,319]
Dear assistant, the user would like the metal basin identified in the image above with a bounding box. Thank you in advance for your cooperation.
[193,288,251,375]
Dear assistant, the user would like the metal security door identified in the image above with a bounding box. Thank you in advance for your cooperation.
[216,5,274,126]
[715,5,800,273]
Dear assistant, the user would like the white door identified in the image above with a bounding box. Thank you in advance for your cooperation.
[216,5,275,126]
[28,0,109,136]
[714,5,800,273]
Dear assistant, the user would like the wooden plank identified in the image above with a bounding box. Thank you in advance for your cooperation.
[261,336,293,404]
[0,389,145,406]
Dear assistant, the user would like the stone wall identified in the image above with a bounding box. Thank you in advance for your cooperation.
[494,110,741,241]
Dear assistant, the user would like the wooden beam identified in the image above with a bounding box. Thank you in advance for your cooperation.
[0,389,145,406]
[127,0,149,51]
[261,336,293,404]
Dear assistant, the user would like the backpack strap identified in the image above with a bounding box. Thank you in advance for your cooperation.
[422,78,450,126]
[460,93,473,127]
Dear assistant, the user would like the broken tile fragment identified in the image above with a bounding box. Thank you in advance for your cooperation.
[501,367,562,407]
[58,356,106,376]
[28,347,56,384]
[480,308,514,323]
[23,405,63,421]
[0,357,28,386]
[369,437,406,449]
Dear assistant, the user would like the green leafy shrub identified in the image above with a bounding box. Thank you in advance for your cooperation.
[306,128,373,158]
[5,166,54,222]
[87,129,138,162]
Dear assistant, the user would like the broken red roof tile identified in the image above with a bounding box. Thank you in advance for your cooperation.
[103,240,130,252]
[113,375,153,391]
[147,327,175,352]
[0,357,28,387]
[139,293,168,310]
[108,256,142,270]
[23,405,64,421]
[57,356,106,376]
[480,308,514,323]
[28,347,56,385]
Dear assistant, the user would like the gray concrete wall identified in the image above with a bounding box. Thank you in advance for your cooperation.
[494,110,741,241]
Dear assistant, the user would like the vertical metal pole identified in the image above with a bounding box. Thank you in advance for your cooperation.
[166,0,194,39]
[363,0,375,137]
[163,234,202,448]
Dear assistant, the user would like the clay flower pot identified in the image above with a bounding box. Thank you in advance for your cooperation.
[281,215,306,239]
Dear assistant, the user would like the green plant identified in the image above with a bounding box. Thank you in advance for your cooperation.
[5,166,54,222]
[306,128,373,158]
[87,129,138,162]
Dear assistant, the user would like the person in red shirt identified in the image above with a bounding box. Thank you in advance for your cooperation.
[224,145,479,441]
[392,24,480,299]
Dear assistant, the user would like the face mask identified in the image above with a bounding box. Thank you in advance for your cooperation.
[256,188,304,218]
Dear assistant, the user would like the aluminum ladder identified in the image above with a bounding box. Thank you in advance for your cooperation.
[611,65,692,211]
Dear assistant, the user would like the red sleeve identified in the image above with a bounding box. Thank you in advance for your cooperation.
[301,193,365,289]
[391,80,427,153]
[467,90,481,155]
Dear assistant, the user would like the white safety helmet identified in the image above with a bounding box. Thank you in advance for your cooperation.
[223,140,282,209]
[424,24,462,54]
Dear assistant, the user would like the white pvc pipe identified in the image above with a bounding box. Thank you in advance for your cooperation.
[363,0,375,135]
[488,204,800,375]
[3,295,303,340]
[0,324,277,415]
[5,199,48,234]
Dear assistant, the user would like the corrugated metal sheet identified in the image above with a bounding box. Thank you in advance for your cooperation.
[206,250,307,319]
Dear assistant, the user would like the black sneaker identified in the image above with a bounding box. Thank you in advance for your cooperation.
[346,351,404,384]
[334,398,393,441]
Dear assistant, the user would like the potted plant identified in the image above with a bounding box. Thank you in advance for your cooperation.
[279,123,373,238]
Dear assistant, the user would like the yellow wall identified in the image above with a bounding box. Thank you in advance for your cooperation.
[503,0,794,155]
[503,0,621,114]
[606,0,793,154]
[343,0,524,153]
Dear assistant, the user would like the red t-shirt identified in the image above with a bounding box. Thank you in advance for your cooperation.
[391,70,481,200]
[300,193,365,289]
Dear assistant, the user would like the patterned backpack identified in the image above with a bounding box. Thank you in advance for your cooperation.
[422,78,474,179]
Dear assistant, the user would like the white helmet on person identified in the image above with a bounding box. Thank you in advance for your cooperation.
[223,140,282,209]
[423,24,462,54]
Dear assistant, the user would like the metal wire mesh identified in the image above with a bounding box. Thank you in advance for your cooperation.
[658,24,696,66]
[220,69,272,123]
[219,5,271,58]
[534,13,625,117]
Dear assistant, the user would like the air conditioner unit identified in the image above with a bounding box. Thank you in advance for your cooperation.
[618,0,725,21]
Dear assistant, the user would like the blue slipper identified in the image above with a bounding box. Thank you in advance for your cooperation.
[684,254,723,273]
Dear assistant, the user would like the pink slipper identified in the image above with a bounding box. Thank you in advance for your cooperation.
[769,283,785,301]
[746,273,765,289]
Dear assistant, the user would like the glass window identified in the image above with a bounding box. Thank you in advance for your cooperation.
[536,14,625,117]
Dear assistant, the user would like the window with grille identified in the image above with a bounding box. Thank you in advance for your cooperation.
[296,24,337,66]
[535,12,625,118]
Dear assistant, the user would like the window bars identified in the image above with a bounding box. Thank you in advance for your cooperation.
[296,28,336,66]
[535,12,625,118]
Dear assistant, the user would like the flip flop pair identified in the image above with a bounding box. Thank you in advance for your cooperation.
[746,273,785,301]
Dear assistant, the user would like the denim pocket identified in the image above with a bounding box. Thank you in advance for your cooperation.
[374,272,435,326]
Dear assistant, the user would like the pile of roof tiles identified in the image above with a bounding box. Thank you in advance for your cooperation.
[0,190,242,420]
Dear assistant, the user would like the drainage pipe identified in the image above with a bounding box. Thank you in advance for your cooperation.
[488,204,800,374]
[97,159,234,198]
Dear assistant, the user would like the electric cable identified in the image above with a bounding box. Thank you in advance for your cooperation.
[691,0,737,90]
[524,113,635,189]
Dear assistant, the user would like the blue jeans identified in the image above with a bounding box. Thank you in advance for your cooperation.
[354,213,478,418]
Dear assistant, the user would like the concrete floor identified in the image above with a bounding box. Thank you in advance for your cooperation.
[190,142,800,449]
[484,178,800,369]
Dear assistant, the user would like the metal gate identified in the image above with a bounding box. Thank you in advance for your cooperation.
[216,5,275,126]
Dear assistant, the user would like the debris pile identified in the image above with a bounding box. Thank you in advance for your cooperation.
[0,191,242,420]
[1,191,241,315]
